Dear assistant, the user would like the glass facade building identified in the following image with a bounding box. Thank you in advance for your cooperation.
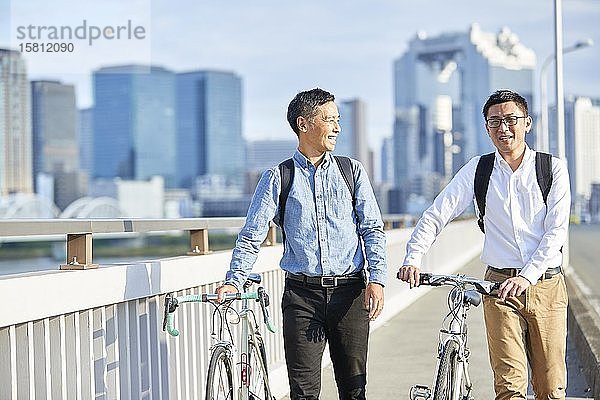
[176,70,244,188]
[392,24,536,209]
[0,49,32,195]
[31,81,78,179]
[337,99,370,176]
[93,65,176,187]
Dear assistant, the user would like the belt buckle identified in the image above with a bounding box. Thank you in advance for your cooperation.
[321,276,337,288]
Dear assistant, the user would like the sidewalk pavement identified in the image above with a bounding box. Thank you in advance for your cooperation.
[296,257,593,399]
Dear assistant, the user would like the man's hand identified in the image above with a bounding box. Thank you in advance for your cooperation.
[215,284,238,302]
[397,265,421,289]
[365,283,384,321]
[498,276,531,301]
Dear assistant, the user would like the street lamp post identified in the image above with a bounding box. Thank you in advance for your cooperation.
[538,38,593,154]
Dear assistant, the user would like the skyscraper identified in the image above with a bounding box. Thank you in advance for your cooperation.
[0,48,32,195]
[31,80,78,176]
[79,107,93,175]
[176,70,244,188]
[380,136,394,184]
[337,99,371,177]
[31,80,81,209]
[564,96,600,213]
[245,138,297,173]
[93,65,176,186]
[392,24,535,210]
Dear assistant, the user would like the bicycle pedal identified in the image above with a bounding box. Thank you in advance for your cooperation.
[409,384,431,400]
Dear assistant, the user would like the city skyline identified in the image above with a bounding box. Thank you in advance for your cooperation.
[1,0,599,150]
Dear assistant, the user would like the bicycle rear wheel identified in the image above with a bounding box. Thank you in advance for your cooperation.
[206,345,234,400]
[433,340,466,400]
[247,336,273,400]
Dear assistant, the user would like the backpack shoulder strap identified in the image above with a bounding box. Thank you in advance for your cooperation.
[333,155,356,206]
[474,152,495,233]
[535,152,553,205]
[278,158,295,239]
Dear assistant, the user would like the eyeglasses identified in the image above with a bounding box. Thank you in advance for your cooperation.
[486,115,527,128]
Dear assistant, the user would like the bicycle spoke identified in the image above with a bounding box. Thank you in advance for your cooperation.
[206,346,234,400]
[247,339,270,400]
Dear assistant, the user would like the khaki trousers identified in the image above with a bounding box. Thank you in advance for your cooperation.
[483,268,568,400]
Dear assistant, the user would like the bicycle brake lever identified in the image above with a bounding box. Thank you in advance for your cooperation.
[475,281,500,295]
[162,293,178,332]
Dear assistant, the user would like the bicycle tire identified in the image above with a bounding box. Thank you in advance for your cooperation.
[433,340,466,400]
[205,345,234,400]
[247,335,273,400]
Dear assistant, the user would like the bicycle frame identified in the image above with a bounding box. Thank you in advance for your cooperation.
[407,273,498,400]
[163,277,276,400]
[435,286,475,400]
[236,295,273,400]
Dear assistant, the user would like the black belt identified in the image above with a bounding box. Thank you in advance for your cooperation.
[487,266,562,280]
[285,272,364,288]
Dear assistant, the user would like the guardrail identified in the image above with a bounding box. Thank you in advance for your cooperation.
[0,216,479,400]
[0,215,418,270]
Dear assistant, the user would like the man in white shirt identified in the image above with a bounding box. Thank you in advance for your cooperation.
[398,90,571,400]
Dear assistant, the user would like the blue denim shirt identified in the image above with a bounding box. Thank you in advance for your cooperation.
[225,150,387,289]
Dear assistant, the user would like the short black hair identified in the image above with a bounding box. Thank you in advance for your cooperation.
[482,90,529,118]
[287,88,335,135]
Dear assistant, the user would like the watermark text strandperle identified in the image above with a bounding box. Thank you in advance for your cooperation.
[16,20,146,46]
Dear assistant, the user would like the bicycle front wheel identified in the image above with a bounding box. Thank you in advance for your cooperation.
[206,345,234,400]
[433,340,466,400]
[247,336,272,400]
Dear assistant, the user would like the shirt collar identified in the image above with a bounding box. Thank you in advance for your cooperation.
[494,144,533,170]
[292,150,332,169]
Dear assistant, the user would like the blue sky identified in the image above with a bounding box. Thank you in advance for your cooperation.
[1,0,599,149]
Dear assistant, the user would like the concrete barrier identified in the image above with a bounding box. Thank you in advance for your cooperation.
[565,271,600,399]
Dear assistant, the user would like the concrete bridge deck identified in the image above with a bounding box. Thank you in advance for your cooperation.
[311,256,595,399]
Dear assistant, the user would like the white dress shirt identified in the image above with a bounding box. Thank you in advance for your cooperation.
[403,146,571,284]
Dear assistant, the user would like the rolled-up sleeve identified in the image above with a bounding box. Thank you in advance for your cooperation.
[353,161,387,286]
[225,168,279,289]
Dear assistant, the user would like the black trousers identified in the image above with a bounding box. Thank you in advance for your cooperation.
[282,278,370,400]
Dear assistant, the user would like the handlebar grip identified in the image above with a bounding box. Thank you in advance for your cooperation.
[165,313,180,337]
[266,319,277,334]
[257,287,277,333]
[419,272,432,284]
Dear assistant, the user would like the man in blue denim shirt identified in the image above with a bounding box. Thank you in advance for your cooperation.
[216,88,387,400]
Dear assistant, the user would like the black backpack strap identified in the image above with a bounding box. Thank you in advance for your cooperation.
[535,152,553,206]
[474,152,495,233]
[333,155,356,208]
[534,151,561,252]
[278,158,295,243]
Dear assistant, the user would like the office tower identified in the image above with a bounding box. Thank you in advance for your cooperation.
[176,70,244,188]
[79,107,93,175]
[564,96,600,217]
[0,48,32,195]
[337,99,370,176]
[93,65,176,187]
[590,183,600,223]
[246,139,297,172]
[380,137,394,184]
[31,80,83,209]
[392,24,535,209]
[245,138,297,193]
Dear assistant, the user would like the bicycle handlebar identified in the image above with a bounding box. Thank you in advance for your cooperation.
[162,289,277,337]
[418,272,500,295]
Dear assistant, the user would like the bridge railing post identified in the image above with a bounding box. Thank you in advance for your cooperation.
[60,233,98,269]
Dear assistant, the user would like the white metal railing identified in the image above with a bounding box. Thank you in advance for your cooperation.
[0,217,482,400]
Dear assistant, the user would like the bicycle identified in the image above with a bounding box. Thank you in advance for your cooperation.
[162,273,277,400]
[405,272,499,400]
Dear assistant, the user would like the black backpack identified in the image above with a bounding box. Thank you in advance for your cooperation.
[474,151,553,233]
[278,155,356,242]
